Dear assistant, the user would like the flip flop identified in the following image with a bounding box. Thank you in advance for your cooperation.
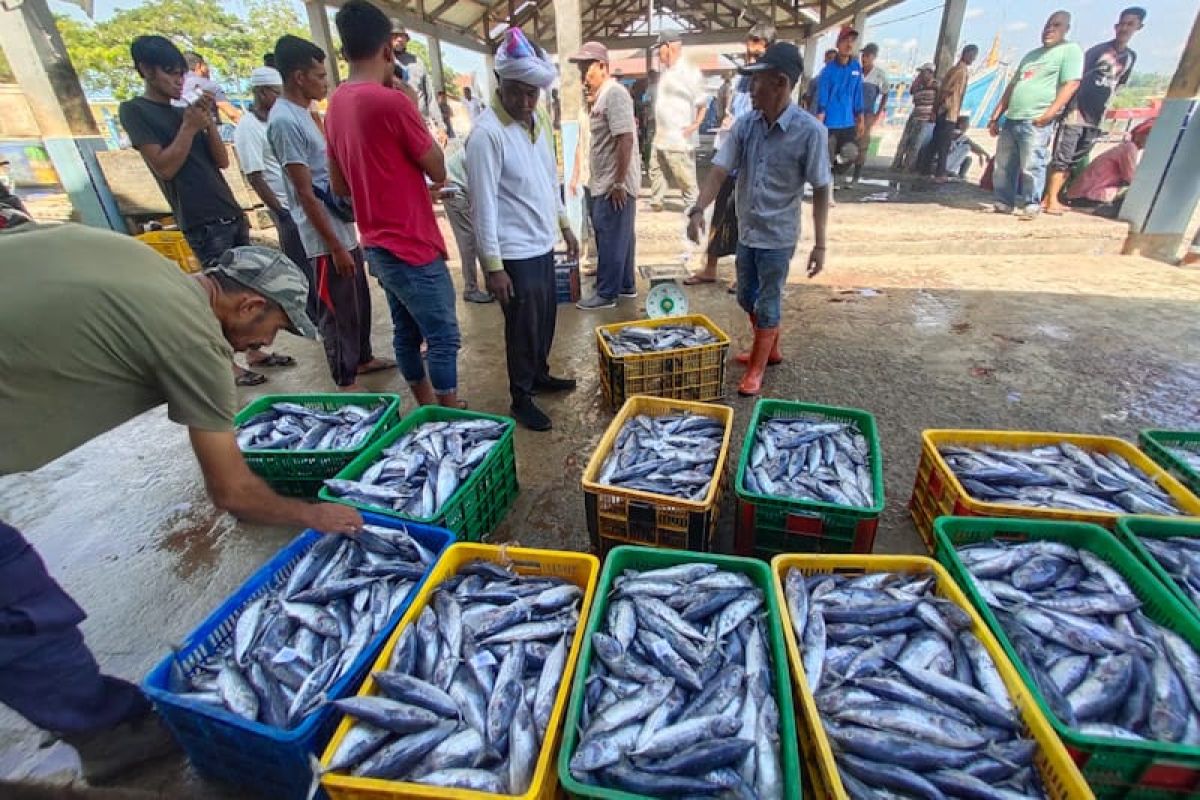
[357,358,397,375]
[235,370,268,387]
[248,353,296,368]
[683,275,717,286]
[1043,207,1065,216]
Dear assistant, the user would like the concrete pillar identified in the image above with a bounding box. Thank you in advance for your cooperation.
[1120,9,1200,262]
[933,0,966,78]
[306,0,341,85]
[0,0,120,228]
[553,0,584,236]
[802,35,819,91]
[852,9,868,44]
[427,34,446,92]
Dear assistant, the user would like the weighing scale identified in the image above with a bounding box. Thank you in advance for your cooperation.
[638,262,691,319]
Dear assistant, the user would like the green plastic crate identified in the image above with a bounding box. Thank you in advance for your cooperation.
[234,393,401,497]
[734,399,884,560]
[317,405,517,541]
[1139,429,1200,499]
[556,545,802,800]
[934,516,1200,799]
[1115,516,1200,627]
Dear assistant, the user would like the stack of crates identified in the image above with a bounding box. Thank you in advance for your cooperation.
[136,230,203,273]
[554,253,580,304]
[595,314,730,410]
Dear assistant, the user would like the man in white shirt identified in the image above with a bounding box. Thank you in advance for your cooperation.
[467,29,580,431]
[462,86,484,121]
[649,34,708,212]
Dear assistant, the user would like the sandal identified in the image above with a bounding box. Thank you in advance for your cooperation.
[357,357,397,375]
[235,369,268,387]
[247,353,296,368]
[683,274,717,286]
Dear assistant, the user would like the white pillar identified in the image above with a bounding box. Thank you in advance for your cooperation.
[553,0,584,236]
[427,34,446,91]
[852,9,868,45]
[802,35,819,89]
[933,0,967,78]
[306,0,341,85]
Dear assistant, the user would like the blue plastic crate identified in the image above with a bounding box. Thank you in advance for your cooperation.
[143,514,453,800]
[555,256,579,304]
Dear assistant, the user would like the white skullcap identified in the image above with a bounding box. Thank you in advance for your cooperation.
[250,67,283,87]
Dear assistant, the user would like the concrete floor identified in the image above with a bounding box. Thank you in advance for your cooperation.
[2,174,1199,795]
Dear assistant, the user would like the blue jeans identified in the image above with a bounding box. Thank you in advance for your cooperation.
[366,248,461,395]
[590,192,636,300]
[993,119,1055,209]
[735,243,794,329]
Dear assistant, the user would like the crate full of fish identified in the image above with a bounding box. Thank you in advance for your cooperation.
[1138,429,1200,500]
[319,542,599,800]
[770,553,1091,800]
[1114,516,1200,626]
[234,393,402,497]
[581,396,733,557]
[907,429,1200,551]
[142,514,453,800]
[934,516,1200,797]
[733,399,884,560]
[557,545,802,799]
[595,314,730,409]
[319,406,518,541]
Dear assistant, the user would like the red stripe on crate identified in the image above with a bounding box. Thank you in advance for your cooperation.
[1137,763,1200,792]
[784,513,824,536]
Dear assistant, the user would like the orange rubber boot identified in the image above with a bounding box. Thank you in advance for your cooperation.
[736,314,783,365]
[738,327,777,396]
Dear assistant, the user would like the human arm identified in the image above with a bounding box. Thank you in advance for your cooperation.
[808,184,829,276]
[464,127,507,297]
[392,92,445,183]
[122,98,212,181]
[233,124,283,213]
[203,106,230,169]
[988,81,1016,135]
[685,163,729,243]
[327,150,350,198]
[965,137,990,159]
[805,120,833,276]
[1033,79,1080,127]
[284,161,353,276]
[606,91,638,209]
[569,130,584,196]
[217,100,243,124]
[854,75,865,136]
[878,73,890,116]
[609,132,634,209]
[245,172,284,214]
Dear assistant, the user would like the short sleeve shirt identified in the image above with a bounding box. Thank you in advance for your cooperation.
[233,112,288,210]
[861,66,890,115]
[118,96,242,230]
[653,61,708,151]
[714,104,832,250]
[1067,42,1135,127]
[267,97,358,258]
[1006,42,1085,121]
[588,79,641,197]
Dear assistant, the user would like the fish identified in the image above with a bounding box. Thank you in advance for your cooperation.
[1164,444,1200,474]
[742,416,875,509]
[569,565,785,799]
[237,400,387,452]
[594,413,725,500]
[322,419,508,518]
[1137,535,1200,609]
[324,559,581,796]
[168,525,432,730]
[600,324,720,356]
[940,443,1183,515]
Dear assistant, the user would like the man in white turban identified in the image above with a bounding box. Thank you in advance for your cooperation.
[466,28,579,431]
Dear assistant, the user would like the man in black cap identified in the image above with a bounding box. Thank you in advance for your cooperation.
[687,42,831,397]
[391,23,445,130]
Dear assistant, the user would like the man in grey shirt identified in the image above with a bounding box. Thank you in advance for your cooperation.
[392,24,445,130]
[688,42,831,397]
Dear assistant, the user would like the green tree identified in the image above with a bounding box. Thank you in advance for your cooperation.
[1111,72,1170,110]
[404,39,459,96]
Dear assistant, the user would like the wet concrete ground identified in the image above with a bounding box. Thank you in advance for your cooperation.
[2,176,1199,795]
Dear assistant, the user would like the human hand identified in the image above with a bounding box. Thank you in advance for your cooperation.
[307,503,363,535]
[486,270,514,305]
[562,227,580,261]
[806,246,825,277]
[856,120,865,139]
[607,185,628,210]
[332,247,355,278]
[1032,113,1055,128]
[568,178,579,197]
[182,99,211,133]
[686,209,706,244]
[683,123,700,137]
[988,119,1001,137]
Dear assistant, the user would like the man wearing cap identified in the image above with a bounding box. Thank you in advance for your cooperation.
[392,23,445,131]
[926,44,979,181]
[815,27,864,180]
[466,29,580,431]
[687,42,831,397]
[855,43,890,184]
[0,223,362,783]
[648,34,708,213]
[570,41,640,311]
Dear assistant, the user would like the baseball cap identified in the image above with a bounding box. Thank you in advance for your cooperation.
[918,61,935,72]
[249,66,282,87]
[739,41,802,85]
[568,41,610,63]
[651,33,682,49]
[391,21,407,35]
[212,246,318,338]
[838,25,859,41]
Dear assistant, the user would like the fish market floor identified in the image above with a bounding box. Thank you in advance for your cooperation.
[2,192,1200,794]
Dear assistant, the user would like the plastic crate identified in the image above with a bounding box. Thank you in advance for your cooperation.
[1114,516,1200,626]
[235,393,402,497]
[555,254,581,304]
[769,553,1091,799]
[580,396,733,558]
[1139,429,1200,499]
[595,314,730,410]
[319,406,518,541]
[557,545,802,800]
[734,399,884,560]
[136,230,203,273]
[320,543,599,800]
[908,429,1200,552]
[142,515,453,800]
[934,516,1200,798]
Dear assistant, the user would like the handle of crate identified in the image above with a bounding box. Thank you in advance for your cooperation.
[628,499,657,543]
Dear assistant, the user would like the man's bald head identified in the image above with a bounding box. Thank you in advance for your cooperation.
[1042,10,1072,46]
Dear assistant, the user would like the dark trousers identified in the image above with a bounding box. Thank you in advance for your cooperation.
[929,112,957,177]
[0,522,148,735]
[500,252,557,403]
[183,215,251,268]
[591,193,636,300]
[269,208,317,321]
[310,248,374,387]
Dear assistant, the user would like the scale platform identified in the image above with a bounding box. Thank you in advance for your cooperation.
[638,263,691,318]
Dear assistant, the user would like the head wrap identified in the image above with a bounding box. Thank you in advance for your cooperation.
[494,28,556,89]
[250,66,283,87]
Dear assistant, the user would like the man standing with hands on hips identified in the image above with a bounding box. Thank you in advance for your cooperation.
[688,42,831,397]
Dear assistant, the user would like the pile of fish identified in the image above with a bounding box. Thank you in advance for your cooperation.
[569,563,784,799]
[1135,534,1200,608]
[1164,444,1200,474]
[742,416,875,508]
[168,525,434,729]
[237,400,389,451]
[595,413,725,500]
[601,324,721,356]
[322,419,507,517]
[324,559,582,794]
[940,443,1183,516]
[783,567,1049,799]
[956,538,1200,746]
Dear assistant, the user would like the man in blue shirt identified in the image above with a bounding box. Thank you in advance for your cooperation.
[687,42,832,397]
[816,27,865,178]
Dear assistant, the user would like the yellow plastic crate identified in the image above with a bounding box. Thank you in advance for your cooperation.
[909,429,1200,551]
[135,230,203,273]
[769,553,1094,800]
[595,314,730,410]
[581,396,733,556]
[319,543,599,800]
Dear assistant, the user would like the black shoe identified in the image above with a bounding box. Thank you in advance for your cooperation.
[511,396,552,431]
[533,374,577,393]
[64,708,179,785]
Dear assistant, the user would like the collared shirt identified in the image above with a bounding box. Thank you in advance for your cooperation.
[861,65,890,116]
[715,76,752,152]
[465,95,566,271]
[1007,41,1085,121]
[937,63,970,120]
[713,103,831,250]
[233,111,288,210]
[588,78,640,196]
[816,58,864,129]
[653,59,708,151]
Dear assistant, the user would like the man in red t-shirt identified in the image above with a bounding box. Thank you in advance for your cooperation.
[326,0,463,408]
